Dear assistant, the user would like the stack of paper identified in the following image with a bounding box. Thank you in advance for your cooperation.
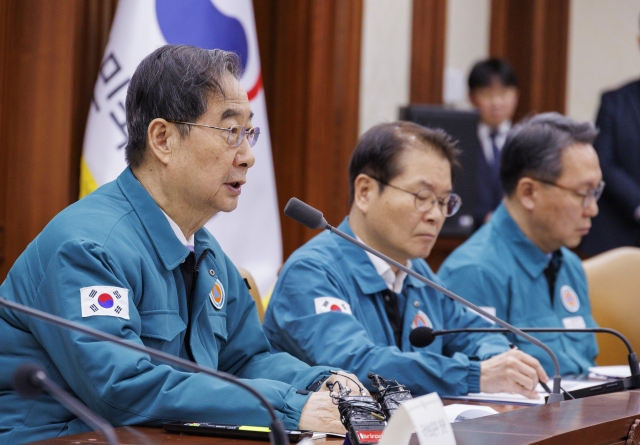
[588,365,631,379]
[445,379,604,405]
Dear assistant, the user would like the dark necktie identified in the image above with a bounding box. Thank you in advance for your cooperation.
[180,250,196,361]
[381,289,402,347]
[543,250,563,304]
[489,129,501,173]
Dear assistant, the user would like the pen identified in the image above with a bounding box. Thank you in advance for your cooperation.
[510,343,551,394]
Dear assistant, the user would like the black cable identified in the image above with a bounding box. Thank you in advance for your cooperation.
[330,370,366,395]
[560,386,575,399]
[0,297,290,445]
[327,381,385,420]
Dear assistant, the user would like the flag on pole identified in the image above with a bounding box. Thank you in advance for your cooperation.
[80,0,282,295]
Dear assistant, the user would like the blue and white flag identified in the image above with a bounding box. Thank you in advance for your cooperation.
[80,0,282,294]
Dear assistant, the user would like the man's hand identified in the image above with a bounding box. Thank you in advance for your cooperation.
[480,349,548,399]
[318,372,369,395]
[298,391,345,434]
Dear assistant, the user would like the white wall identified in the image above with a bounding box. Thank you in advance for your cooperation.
[358,0,492,133]
[359,0,640,129]
[443,0,491,108]
[358,0,413,135]
[566,0,640,122]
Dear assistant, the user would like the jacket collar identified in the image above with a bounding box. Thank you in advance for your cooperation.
[629,81,640,140]
[117,167,192,271]
[490,203,552,279]
[336,218,426,295]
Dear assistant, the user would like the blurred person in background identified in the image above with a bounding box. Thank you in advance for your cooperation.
[468,58,519,228]
[580,16,640,255]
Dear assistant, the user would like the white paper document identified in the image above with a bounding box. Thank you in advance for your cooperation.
[444,380,604,405]
[379,393,456,445]
[443,404,498,423]
[588,365,631,379]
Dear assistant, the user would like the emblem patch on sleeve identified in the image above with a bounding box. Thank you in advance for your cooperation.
[209,279,225,310]
[80,286,130,320]
[314,296,352,314]
[560,285,580,313]
[411,310,432,329]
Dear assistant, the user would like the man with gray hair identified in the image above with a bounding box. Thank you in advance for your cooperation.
[439,113,604,376]
[0,45,351,444]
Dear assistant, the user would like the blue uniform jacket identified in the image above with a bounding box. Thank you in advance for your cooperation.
[262,218,510,397]
[439,203,598,376]
[0,168,329,445]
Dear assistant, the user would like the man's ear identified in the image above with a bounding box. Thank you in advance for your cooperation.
[146,118,175,166]
[353,174,378,214]
[515,177,538,211]
[468,91,478,108]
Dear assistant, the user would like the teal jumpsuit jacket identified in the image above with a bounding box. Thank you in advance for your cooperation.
[439,203,598,376]
[262,219,510,397]
[0,167,330,444]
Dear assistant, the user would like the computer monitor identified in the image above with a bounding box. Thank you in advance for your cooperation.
[400,105,480,237]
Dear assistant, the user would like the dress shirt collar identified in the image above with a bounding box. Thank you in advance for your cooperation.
[334,218,426,295]
[490,203,560,279]
[161,209,195,250]
[117,167,215,270]
[356,235,411,293]
[478,121,511,164]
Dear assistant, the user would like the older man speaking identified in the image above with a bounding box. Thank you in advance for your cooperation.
[0,45,351,444]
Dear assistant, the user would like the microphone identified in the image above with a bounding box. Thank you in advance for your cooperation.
[283,197,565,403]
[12,364,119,445]
[410,326,640,390]
[0,297,290,445]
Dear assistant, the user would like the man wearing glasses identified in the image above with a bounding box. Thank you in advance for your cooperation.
[0,45,352,443]
[439,113,603,376]
[263,121,548,398]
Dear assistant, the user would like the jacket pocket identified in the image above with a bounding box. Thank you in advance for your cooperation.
[139,310,186,342]
[208,313,228,343]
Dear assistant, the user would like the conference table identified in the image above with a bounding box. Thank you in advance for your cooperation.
[28,390,640,445]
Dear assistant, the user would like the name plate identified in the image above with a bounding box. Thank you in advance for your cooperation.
[378,393,456,445]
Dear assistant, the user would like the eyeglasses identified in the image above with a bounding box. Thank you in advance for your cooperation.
[370,176,462,217]
[532,177,605,208]
[168,120,260,147]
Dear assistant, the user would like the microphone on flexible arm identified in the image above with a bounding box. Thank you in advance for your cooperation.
[12,364,119,445]
[410,326,640,397]
[0,297,290,445]
[283,197,565,403]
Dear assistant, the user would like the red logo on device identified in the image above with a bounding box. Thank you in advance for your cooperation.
[357,431,383,443]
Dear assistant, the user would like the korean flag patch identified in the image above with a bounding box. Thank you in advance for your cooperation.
[314,296,352,315]
[80,286,130,320]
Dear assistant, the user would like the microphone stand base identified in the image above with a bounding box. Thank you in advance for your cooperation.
[546,393,565,404]
[548,379,629,402]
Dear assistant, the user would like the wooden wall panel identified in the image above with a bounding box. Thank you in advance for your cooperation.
[0,0,360,277]
[0,0,81,280]
[0,0,12,269]
[490,0,570,120]
[255,0,363,261]
[70,0,119,202]
[410,0,447,104]
[0,0,116,280]
[408,0,451,270]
